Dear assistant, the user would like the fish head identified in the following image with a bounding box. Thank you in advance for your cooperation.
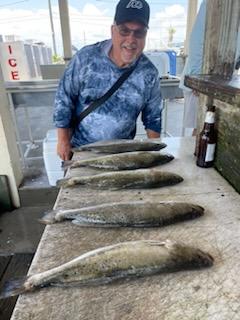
[170,173,184,184]
[186,247,214,268]
[156,142,167,150]
[167,154,174,161]
[171,243,214,269]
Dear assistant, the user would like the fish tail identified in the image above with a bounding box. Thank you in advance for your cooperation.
[70,161,86,169]
[71,147,84,152]
[39,210,58,224]
[56,177,71,188]
[56,177,84,188]
[0,277,29,299]
[62,160,74,168]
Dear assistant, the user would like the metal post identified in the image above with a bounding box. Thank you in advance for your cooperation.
[7,93,26,168]
[184,0,198,56]
[48,0,57,56]
[23,107,39,159]
[58,0,72,64]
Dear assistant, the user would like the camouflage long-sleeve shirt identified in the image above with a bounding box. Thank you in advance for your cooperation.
[53,40,162,147]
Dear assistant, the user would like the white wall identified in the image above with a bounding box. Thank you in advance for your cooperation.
[0,41,31,81]
[0,66,23,207]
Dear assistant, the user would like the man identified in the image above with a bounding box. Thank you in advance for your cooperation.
[54,0,162,160]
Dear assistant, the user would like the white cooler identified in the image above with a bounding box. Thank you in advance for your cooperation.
[43,129,64,186]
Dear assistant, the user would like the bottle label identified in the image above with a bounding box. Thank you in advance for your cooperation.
[205,112,215,124]
[205,143,216,162]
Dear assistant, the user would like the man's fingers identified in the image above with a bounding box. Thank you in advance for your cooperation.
[57,142,72,161]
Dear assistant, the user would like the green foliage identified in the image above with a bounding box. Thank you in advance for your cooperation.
[52,54,64,64]
[168,26,176,46]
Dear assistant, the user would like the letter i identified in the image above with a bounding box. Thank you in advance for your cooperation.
[8,45,12,54]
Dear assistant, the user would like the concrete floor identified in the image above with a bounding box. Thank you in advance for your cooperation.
[0,188,58,254]
[0,98,184,254]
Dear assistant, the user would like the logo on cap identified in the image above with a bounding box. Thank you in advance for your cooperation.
[126,0,143,9]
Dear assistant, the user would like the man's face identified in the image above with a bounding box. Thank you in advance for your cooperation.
[111,21,147,67]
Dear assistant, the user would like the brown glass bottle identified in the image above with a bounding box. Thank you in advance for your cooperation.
[196,105,216,168]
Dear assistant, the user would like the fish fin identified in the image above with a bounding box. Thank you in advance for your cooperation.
[72,219,86,226]
[72,219,101,227]
[50,276,117,288]
[38,210,58,224]
[0,277,28,299]
[71,219,112,228]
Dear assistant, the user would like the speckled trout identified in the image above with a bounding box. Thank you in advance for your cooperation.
[56,169,183,189]
[0,240,213,299]
[73,139,167,153]
[65,151,174,170]
[40,201,204,226]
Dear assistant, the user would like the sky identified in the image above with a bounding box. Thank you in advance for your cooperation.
[0,0,189,55]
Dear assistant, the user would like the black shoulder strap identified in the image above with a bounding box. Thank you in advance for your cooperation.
[76,65,136,124]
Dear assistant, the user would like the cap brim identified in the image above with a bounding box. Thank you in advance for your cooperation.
[116,16,148,27]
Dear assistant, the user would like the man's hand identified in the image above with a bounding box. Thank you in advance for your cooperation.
[146,129,160,139]
[57,128,73,160]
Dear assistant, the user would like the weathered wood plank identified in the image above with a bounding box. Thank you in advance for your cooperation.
[0,253,34,320]
[204,0,240,77]
[195,95,240,194]
[190,0,240,193]
[185,74,240,105]
[214,101,240,193]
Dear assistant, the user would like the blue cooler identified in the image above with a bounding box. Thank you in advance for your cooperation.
[164,50,177,75]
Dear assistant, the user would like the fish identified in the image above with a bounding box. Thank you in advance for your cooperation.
[65,151,174,170]
[40,201,204,226]
[56,169,184,189]
[73,139,167,154]
[0,240,213,299]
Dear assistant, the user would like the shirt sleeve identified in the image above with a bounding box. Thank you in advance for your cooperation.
[141,75,162,133]
[53,54,81,128]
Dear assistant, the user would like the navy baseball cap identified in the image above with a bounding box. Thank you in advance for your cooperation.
[114,0,150,27]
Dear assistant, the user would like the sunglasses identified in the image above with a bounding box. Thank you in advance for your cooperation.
[116,25,148,39]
